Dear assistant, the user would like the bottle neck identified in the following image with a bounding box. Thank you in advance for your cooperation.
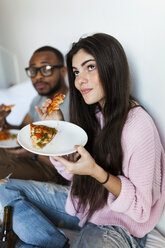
[2,206,13,233]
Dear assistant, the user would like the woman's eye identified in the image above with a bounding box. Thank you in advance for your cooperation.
[73,71,79,77]
[88,65,96,71]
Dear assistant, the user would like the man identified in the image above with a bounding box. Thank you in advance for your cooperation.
[0,46,69,184]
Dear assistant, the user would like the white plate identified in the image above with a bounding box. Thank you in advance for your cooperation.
[0,129,20,148]
[17,120,88,156]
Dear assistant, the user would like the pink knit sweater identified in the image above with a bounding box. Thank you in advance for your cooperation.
[50,107,165,238]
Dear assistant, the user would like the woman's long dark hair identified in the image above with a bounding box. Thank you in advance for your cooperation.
[66,33,134,220]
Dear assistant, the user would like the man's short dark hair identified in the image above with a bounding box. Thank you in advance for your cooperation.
[34,46,64,65]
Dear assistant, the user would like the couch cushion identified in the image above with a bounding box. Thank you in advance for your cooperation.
[156,205,165,236]
[0,81,37,125]
[145,228,165,248]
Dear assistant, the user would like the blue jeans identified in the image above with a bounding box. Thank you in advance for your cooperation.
[0,179,80,248]
[70,223,147,248]
[0,179,147,248]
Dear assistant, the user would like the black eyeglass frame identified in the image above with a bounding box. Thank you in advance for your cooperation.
[25,64,64,78]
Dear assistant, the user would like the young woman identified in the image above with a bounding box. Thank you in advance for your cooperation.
[0,33,165,248]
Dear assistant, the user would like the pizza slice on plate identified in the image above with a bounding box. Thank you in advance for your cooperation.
[47,93,65,114]
[30,124,58,149]
[4,104,15,112]
[0,129,17,141]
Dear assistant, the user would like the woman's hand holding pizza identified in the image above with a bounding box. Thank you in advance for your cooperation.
[35,98,64,121]
[53,145,97,176]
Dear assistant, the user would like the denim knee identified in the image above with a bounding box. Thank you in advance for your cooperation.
[0,180,24,207]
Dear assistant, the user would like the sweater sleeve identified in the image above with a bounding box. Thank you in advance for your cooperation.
[49,156,73,181]
[108,108,163,223]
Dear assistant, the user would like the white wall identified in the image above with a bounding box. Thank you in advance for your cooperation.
[0,46,20,88]
[0,0,165,147]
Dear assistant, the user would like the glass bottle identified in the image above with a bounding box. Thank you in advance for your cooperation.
[0,206,17,248]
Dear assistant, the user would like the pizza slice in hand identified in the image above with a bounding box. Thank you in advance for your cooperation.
[30,124,58,149]
[4,104,15,112]
[47,93,65,114]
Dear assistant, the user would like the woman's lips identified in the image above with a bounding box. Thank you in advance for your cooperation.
[81,88,92,95]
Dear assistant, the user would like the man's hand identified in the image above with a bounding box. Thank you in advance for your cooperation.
[35,99,64,121]
[0,104,10,128]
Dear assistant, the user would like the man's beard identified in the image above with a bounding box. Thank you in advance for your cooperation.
[33,77,62,97]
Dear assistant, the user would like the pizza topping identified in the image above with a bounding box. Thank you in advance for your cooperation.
[0,129,17,141]
[47,93,65,114]
[30,124,58,149]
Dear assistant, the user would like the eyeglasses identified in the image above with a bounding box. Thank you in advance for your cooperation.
[25,64,64,78]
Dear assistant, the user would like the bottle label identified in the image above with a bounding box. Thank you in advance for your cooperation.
[0,240,9,248]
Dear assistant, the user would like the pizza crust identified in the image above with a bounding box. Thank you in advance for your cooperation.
[4,104,15,112]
